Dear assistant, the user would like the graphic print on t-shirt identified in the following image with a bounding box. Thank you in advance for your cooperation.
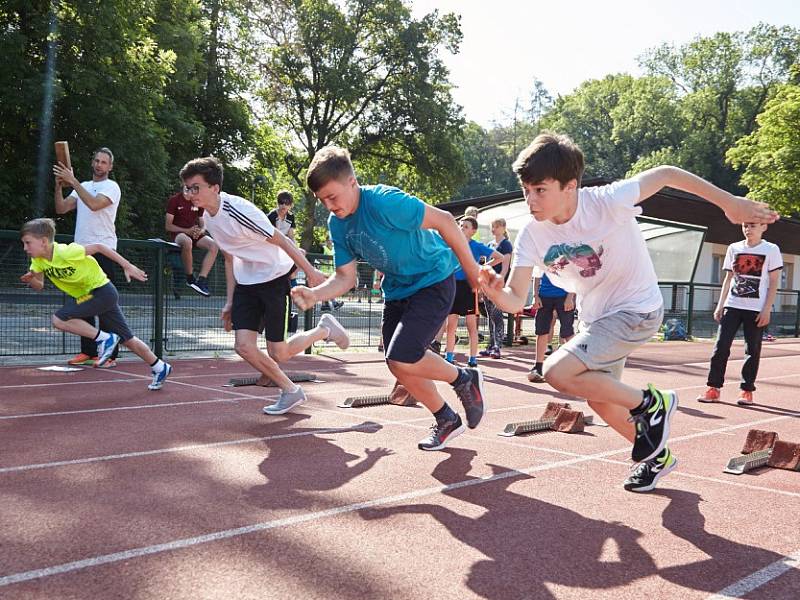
[544,242,604,278]
[346,230,389,272]
[731,253,765,299]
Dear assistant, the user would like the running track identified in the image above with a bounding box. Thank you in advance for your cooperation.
[1,340,799,599]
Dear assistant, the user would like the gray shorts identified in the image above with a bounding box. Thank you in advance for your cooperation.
[55,282,134,342]
[559,306,664,380]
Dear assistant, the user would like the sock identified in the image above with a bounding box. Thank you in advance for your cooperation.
[150,358,164,372]
[445,351,455,362]
[288,384,300,394]
[450,367,470,387]
[186,273,194,283]
[94,330,110,342]
[631,389,653,414]
[535,361,543,373]
[433,403,457,423]
[197,275,207,283]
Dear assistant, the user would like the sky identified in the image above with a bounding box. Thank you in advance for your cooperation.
[411,0,800,127]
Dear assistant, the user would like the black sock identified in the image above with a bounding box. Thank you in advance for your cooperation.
[535,362,543,373]
[433,403,457,423]
[149,358,159,367]
[450,367,469,387]
[186,274,194,283]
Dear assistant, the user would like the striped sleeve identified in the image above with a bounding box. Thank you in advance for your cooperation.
[222,198,275,239]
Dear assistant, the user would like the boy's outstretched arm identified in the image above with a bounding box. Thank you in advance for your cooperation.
[291,260,356,311]
[267,229,326,287]
[633,166,779,224]
[479,265,534,315]
[20,271,44,291]
[84,243,147,282]
[421,206,480,288]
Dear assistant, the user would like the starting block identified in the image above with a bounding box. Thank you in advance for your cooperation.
[338,382,418,408]
[498,402,607,437]
[224,371,317,387]
[724,429,800,475]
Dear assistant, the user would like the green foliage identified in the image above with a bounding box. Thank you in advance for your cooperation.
[727,84,800,217]
[251,0,466,247]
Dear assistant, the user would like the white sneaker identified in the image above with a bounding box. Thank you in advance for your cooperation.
[319,313,350,350]
[263,387,307,415]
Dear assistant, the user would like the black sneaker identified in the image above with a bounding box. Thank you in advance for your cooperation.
[429,339,442,355]
[417,415,466,451]
[189,276,210,297]
[185,274,196,288]
[624,448,678,493]
[453,367,486,429]
[629,384,678,463]
[544,344,554,356]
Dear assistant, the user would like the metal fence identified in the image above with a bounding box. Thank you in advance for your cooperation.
[2,230,798,357]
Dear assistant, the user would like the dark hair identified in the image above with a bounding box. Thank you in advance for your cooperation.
[277,190,294,205]
[460,216,478,230]
[306,146,355,192]
[20,217,56,242]
[180,156,224,186]
[512,132,584,187]
[93,147,114,164]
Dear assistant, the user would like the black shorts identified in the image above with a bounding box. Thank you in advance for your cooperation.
[231,273,291,342]
[383,275,455,364]
[55,282,134,341]
[450,279,477,316]
[534,296,576,338]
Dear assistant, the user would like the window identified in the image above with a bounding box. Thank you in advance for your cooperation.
[781,262,794,290]
[711,254,725,284]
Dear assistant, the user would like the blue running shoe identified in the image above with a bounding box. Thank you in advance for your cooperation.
[96,333,121,367]
[418,415,465,451]
[148,362,172,390]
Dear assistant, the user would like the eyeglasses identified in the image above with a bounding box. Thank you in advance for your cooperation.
[182,183,214,196]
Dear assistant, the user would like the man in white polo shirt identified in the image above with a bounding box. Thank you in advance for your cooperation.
[179,157,351,416]
[54,147,122,367]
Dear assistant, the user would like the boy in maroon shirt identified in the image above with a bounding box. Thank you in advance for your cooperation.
[165,189,218,296]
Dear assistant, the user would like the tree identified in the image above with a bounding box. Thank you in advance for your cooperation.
[726,83,800,217]
[453,122,513,199]
[250,0,466,248]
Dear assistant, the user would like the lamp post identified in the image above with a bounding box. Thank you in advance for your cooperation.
[251,174,267,203]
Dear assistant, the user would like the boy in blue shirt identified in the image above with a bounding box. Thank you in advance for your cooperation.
[528,273,575,382]
[291,146,487,451]
[444,217,502,367]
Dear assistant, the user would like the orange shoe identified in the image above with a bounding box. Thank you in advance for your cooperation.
[94,358,116,369]
[696,387,720,403]
[737,390,754,406]
[67,353,96,366]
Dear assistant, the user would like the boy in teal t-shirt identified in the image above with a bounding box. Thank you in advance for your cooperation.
[20,218,172,390]
[291,146,488,451]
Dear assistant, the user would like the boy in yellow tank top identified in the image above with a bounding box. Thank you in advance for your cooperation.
[20,218,172,390]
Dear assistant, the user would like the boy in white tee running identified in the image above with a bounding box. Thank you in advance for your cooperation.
[179,157,350,416]
[480,133,779,492]
[697,223,782,406]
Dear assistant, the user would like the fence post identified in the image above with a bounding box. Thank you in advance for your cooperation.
[686,283,694,338]
[795,291,800,337]
[304,308,313,354]
[152,244,165,357]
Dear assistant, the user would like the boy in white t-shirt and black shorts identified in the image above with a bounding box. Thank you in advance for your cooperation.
[179,157,351,416]
[480,132,779,492]
[697,224,782,406]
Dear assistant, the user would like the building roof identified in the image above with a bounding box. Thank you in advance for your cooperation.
[438,178,800,255]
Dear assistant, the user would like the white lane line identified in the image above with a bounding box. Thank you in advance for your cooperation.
[0,423,380,475]
[0,444,641,588]
[0,399,238,421]
[706,548,800,599]
[692,428,736,436]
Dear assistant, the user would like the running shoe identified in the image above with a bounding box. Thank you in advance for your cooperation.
[319,313,350,349]
[94,358,117,369]
[148,362,172,390]
[478,348,493,357]
[453,367,486,429]
[189,276,210,297]
[467,359,478,368]
[429,340,442,355]
[737,390,754,406]
[68,353,96,366]
[629,384,678,463]
[624,448,678,493]
[489,348,502,359]
[263,386,307,415]
[696,387,720,403]
[527,368,545,383]
[417,415,466,451]
[96,333,121,367]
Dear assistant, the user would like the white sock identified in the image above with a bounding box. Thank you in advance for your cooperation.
[151,359,165,372]
[288,384,300,394]
[95,330,110,342]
